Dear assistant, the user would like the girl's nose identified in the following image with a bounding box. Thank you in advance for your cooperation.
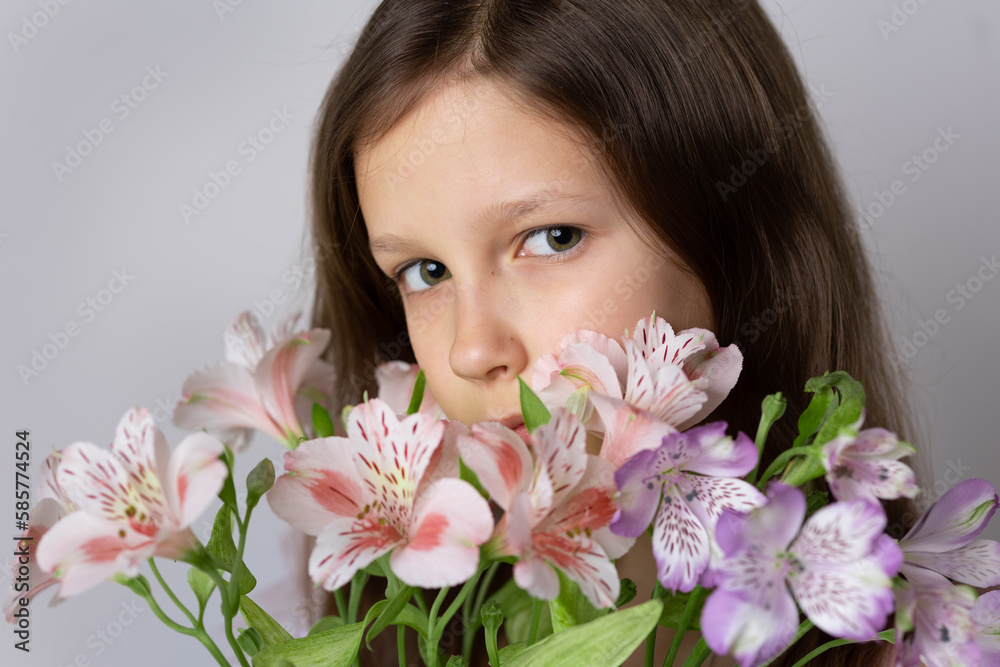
[448,283,528,384]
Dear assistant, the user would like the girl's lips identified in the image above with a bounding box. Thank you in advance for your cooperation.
[513,423,530,443]
[497,414,531,443]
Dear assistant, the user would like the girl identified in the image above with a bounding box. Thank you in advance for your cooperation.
[306,1,915,664]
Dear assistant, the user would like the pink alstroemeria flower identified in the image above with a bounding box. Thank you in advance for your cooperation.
[375,361,441,417]
[458,408,633,608]
[894,478,1000,667]
[532,314,742,466]
[703,483,901,667]
[972,590,1000,665]
[610,422,765,593]
[35,408,228,599]
[3,455,77,622]
[267,398,493,591]
[174,310,335,450]
[822,417,919,503]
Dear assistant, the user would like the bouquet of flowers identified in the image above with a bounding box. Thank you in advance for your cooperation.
[7,310,999,667]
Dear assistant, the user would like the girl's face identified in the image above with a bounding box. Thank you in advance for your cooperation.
[356,78,712,430]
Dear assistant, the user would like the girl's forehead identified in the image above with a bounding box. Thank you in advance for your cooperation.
[355,78,607,235]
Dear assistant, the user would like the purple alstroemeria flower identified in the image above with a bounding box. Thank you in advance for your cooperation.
[701,482,901,667]
[821,418,919,504]
[972,590,1000,665]
[895,478,1000,667]
[611,422,765,593]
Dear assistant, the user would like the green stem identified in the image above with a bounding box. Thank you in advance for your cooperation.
[426,586,451,667]
[227,510,253,615]
[202,566,250,667]
[645,580,666,667]
[526,598,542,646]
[484,618,501,667]
[192,628,233,667]
[678,637,711,667]
[413,588,428,615]
[141,582,195,635]
[463,562,501,661]
[348,572,369,624]
[747,394,786,485]
[397,624,407,667]
[787,628,894,667]
[756,446,814,489]
[149,559,198,626]
[788,639,852,667]
[663,586,705,667]
[434,568,483,644]
[760,620,814,667]
[131,577,231,667]
[334,588,348,621]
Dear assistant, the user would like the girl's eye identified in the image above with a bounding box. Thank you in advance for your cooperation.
[521,226,584,256]
[399,259,451,292]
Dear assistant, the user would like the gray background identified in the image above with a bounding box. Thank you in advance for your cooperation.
[1,1,997,665]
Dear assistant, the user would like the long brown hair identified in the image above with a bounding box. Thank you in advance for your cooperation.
[307,1,915,664]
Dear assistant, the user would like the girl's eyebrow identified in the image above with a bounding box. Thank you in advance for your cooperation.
[368,188,589,257]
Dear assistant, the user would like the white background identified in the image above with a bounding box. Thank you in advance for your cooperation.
[1,1,997,665]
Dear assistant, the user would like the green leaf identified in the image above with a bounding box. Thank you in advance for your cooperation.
[459,458,488,499]
[360,559,385,578]
[780,450,827,488]
[658,592,703,631]
[308,615,345,635]
[238,626,265,656]
[407,369,426,415]
[445,656,469,667]
[251,622,364,667]
[613,579,637,610]
[498,642,527,662]
[364,585,415,647]
[218,445,239,512]
[518,377,551,433]
[241,594,294,646]
[549,573,609,633]
[187,567,216,615]
[491,577,533,619]
[246,458,276,513]
[312,402,334,438]
[504,600,663,667]
[805,488,830,515]
[805,371,866,445]
[360,599,428,641]
[792,385,835,450]
[113,573,152,597]
[205,505,257,594]
[505,601,552,645]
